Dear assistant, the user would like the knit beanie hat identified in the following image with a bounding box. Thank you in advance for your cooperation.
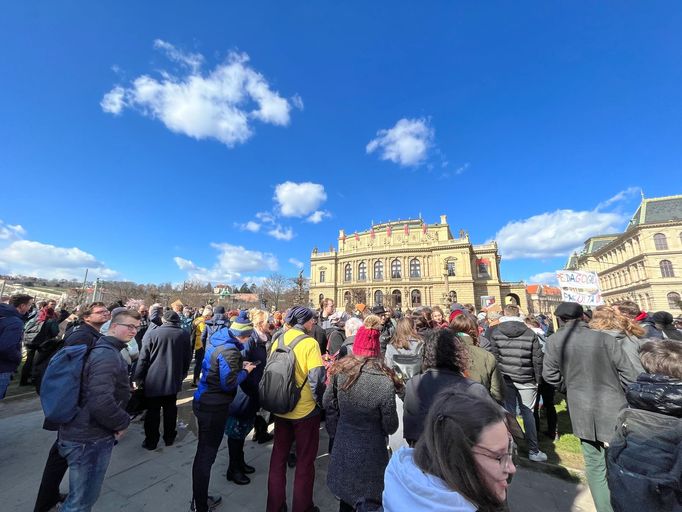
[285,306,314,326]
[353,315,382,358]
[229,310,254,338]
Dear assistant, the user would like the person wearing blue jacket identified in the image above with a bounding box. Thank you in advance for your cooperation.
[190,310,256,512]
[0,294,33,399]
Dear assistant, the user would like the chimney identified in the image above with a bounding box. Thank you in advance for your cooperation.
[440,214,448,225]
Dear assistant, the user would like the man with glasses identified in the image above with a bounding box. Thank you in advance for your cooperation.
[55,308,140,511]
[34,302,111,512]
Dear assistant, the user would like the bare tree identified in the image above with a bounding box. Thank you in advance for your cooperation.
[261,272,293,311]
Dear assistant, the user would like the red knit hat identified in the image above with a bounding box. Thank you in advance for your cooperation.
[353,315,382,357]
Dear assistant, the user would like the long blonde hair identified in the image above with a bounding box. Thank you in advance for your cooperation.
[589,305,645,338]
[391,317,421,350]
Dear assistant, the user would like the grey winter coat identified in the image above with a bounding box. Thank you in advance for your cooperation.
[59,336,131,442]
[135,323,192,397]
[323,366,398,506]
[598,329,645,374]
[542,320,639,442]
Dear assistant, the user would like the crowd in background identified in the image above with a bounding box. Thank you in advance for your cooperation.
[1,292,681,512]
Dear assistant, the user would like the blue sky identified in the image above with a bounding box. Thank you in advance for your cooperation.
[1,2,681,287]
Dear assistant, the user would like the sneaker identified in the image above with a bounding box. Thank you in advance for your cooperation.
[529,450,548,462]
[190,495,222,511]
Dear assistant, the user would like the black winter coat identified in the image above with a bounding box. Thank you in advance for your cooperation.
[489,319,543,384]
[607,373,682,512]
[326,326,346,355]
[59,336,131,442]
[135,323,192,397]
[403,368,494,442]
[637,313,663,339]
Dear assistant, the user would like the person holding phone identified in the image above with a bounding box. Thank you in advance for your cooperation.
[224,309,272,485]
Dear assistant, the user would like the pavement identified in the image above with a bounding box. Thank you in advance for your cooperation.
[0,383,596,512]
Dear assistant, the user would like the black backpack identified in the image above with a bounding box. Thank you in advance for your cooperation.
[391,341,424,382]
[259,333,308,414]
[607,407,682,512]
[23,317,45,348]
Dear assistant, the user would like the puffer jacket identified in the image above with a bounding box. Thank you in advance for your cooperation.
[193,327,248,411]
[626,373,682,417]
[489,317,543,384]
[635,312,663,339]
[0,303,25,373]
[607,373,682,511]
[201,314,230,346]
[59,336,131,442]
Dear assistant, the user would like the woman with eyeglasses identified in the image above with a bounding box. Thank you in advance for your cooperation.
[384,391,516,512]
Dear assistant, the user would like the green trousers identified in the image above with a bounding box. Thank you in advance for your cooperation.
[580,439,613,512]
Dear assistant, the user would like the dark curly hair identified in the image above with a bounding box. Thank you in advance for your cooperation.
[422,328,469,374]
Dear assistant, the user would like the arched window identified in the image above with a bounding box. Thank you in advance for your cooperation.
[447,261,456,276]
[660,260,675,278]
[668,292,681,309]
[411,289,422,306]
[318,294,324,306]
[391,289,402,306]
[374,290,384,306]
[391,259,402,279]
[374,260,384,280]
[409,258,421,278]
[319,270,325,283]
[344,263,352,282]
[358,261,367,281]
[449,291,457,303]
[344,291,352,304]
[654,233,668,250]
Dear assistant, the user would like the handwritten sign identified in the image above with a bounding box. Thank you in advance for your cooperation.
[555,270,604,306]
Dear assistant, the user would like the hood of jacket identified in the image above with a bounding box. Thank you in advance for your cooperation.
[626,373,682,418]
[0,303,24,322]
[383,448,477,512]
[495,318,530,338]
[209,325,244,351]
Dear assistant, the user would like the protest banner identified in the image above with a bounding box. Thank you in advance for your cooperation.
[555,270,604,306]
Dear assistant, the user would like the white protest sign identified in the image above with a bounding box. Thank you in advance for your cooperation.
[555,270,604,306]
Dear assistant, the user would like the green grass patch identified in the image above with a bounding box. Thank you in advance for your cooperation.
[516,397,585,470]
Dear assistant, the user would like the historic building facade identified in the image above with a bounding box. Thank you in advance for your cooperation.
[309,215,527,312]
[566,194,682,314]
[525,284,562,315]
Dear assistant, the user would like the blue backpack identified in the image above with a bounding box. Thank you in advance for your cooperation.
[40,343,116,424]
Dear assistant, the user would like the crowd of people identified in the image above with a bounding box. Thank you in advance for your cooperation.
[0,293,681,511]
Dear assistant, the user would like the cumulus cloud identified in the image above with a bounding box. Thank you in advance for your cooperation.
[527,272,559,285]
[306,210,330,224]
[268,225,294,241]
[237,221,261,233]
[366,118,434,167]
[0,225,118,280]
[174,242,278,283]
[101,40,298,147]
[274,181,327,218]
[494,189,639,259]
[288,258,304,269]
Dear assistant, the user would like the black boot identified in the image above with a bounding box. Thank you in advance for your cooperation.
[253,415,274,443]
[226,438,250,485]
[237,439,255,474]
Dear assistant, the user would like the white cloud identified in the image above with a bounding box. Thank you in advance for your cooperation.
[366,118,434,167]
[306,210,330,224]
[291,94,304,110]
[527,272,559,285]
[237,221,261,233]
[288,258,304,269]
[100,86,127,115]
[102,42,297,147]
[0,222,26,240]
[268,225,294,241]
[0,238,117,280]
[493,187,641,260]
[174,242,278,283]
[274,181,327,217]
[255,211,276,224]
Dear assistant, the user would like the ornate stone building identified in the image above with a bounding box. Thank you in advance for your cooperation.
[566,194,682,314]
[309,215,527,312]
[525,284,562,315]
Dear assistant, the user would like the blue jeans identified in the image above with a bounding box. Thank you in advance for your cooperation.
[57,437,115,511]
[0,371,12,399]
[503,378,540,453]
